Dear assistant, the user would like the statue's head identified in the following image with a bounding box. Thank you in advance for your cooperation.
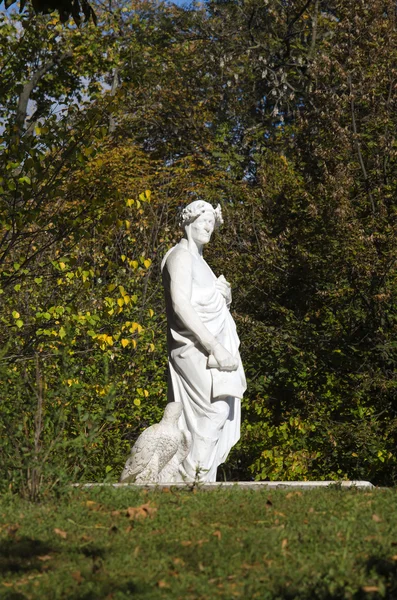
[179,201,223,246]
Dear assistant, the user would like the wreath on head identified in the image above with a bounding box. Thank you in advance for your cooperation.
[179,201,224,229]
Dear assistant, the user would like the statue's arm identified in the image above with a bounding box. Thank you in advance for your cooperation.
[166,248,238,371]
[166,249,219,355]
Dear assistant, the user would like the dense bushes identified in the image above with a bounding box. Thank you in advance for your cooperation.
[1,0,397,497]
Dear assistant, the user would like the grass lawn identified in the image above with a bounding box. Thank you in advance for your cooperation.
[0,486,397,599]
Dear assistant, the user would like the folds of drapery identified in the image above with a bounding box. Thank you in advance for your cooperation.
[167,282,246,482]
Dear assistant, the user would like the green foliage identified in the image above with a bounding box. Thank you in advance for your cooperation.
[1,0,397,493]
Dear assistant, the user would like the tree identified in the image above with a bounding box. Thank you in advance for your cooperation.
[3,0,96,25]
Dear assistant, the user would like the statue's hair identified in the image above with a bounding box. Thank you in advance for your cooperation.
[179,200,223,229]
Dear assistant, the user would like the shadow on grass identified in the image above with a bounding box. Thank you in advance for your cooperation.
[1,582,140,600]
[277,555,397,600]
[67,581,139,600]
[0,536,55,575]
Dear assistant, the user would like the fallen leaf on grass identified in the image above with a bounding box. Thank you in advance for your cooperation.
[361,586,379,593]
[126,503,157,520]
[7,524,19,536]
[86,500,97,508]
[71,571,83,584]
[286,491,302,499]
[263,558,273,567]
[2,583,14,588]
[241,563,257,570]
[54,528,67,539]
[157,580,170,588]
[372,514,382,523]
[213,530,222,540]
[173,558,185,566]
[133,546,140,557]
[281,538,288,552]
[111,510,121,517]
[181,540,192,547]
[38,555,53,562]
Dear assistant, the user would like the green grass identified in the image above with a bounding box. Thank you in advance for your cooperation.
[1,487,397,599]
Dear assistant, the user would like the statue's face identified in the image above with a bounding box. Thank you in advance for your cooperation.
[189,211,215,245]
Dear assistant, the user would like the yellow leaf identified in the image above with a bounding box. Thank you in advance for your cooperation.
[124,295,130,304]
[121,255,126,262]
[143,259,152,269]
[125,220,130,229]
[143,390,149,397]
[130,260,139,270]
[121,339,129,348]
[132,339,137,349]
[59,262,66,270]
[149,343,155,352]
[106,336,114,346]
[12,311,20,319]
[126,198,134,207]
[134,398,141,407]
[145,189,151,200]
[148,308,154,318]
[117,298,124,307]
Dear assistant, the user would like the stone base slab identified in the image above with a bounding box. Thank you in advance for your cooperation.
[71,480,374,490]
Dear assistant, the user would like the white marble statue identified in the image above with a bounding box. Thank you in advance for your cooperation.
[161,200,246,482]
[120,402,192,483]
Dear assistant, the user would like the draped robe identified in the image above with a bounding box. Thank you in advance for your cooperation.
[161,239,246,482]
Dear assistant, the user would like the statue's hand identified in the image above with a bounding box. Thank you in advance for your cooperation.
[211,342,239,371]
[215,274,232,306]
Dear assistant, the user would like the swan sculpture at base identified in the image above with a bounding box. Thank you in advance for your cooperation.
[120,402,192,484]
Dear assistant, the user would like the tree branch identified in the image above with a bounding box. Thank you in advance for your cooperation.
[348,74,375,213]
[15,51,72,136]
